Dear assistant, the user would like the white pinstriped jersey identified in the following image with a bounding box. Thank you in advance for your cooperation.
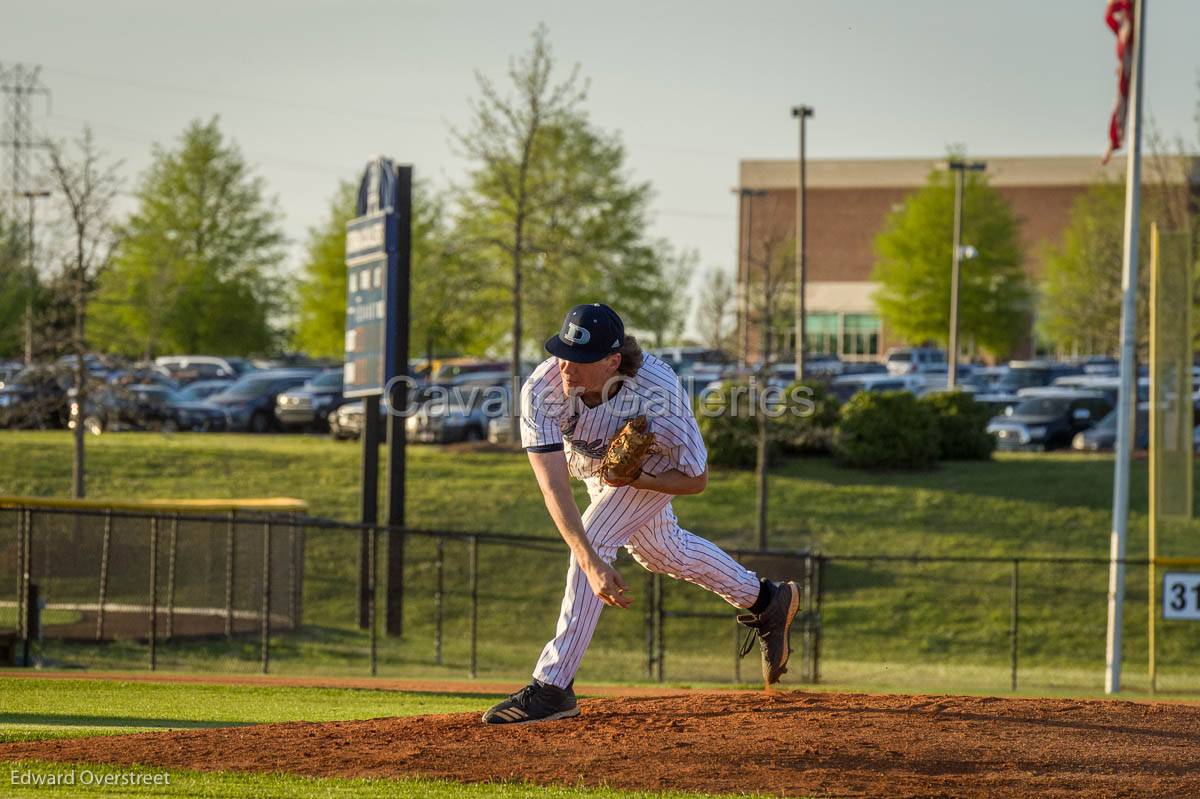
[520,354,707,483]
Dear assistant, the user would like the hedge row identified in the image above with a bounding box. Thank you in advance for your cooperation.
[696,382,994,470]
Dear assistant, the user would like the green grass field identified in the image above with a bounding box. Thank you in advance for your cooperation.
[2,431,1198,695]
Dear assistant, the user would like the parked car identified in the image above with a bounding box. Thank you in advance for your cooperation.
[1072,403,1150,452]
[72,384,230,434]
[55,353,114,380]
[885,347,946,375]
[0,361,25,388]
[176,378,236,401]
[275,369,347,431]
[406,380,510,444]
[432,359,509,384]
[0,365,72,429]
[986,388,1112,451]
[208,369,320,432]
[154,355,256,385]
[329,397,390,441]
[829,373,924,403]
[990,360,1081,395]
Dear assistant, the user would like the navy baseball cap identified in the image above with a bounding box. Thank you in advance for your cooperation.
[545,303,625,363]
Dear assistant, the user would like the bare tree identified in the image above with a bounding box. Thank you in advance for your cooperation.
[44,128,122,498]
[695,266,737,353]
[743,194,795,549]
[454,24,586,439]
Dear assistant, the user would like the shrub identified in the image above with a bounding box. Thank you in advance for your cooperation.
[833,390,939,469]
[774,381,840,455]
[696,381,763,469]
[919,391,995,460]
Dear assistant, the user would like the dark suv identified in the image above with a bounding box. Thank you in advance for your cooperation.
[275,369,347,431]
[986,389,1112,451]
[209,369,320,432]
[0,366,73,429]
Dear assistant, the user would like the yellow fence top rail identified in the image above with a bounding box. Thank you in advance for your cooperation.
[0,496,308,513]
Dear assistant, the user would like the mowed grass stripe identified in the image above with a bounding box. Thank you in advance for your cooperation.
[4,760,774,799]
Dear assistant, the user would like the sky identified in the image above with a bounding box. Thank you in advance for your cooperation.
[2,0,1198,338]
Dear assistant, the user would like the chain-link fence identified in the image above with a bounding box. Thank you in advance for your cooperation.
[4,504,1198,693]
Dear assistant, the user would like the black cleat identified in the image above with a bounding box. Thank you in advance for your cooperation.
[737,580,800,685]
[481,680,580,724]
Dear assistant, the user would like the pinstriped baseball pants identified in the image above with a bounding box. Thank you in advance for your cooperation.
[532,481,761,689]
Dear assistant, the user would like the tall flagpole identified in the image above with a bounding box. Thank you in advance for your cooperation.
[1105,0,1146,695]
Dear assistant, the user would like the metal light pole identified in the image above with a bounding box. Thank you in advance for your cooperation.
[791,105,813,381]
[946,160,985,389]
[734,187,768,370]
[19,190,50,366]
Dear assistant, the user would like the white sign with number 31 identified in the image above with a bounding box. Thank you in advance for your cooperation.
[1163,573,1200,620]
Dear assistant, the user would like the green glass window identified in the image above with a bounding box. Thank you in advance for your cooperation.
[841,314,881,357]
[806,313,839,355]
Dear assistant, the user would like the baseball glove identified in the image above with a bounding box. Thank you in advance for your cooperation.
[599,415,658,486]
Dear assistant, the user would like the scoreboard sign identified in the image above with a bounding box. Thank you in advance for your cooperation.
[344,158,400,398]
[1162,572,1200,620]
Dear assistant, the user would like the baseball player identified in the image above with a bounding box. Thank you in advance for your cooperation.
[482,303,799,725]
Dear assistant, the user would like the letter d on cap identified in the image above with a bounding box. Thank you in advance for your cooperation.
[562,322,591,345]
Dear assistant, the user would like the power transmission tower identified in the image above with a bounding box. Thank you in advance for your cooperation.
[1,63,51,204]
[1,63,51,364]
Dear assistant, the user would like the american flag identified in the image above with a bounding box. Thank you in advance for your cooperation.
[1103,0,1135,163]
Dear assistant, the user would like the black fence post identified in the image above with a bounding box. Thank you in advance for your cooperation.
[368,525,377,677]
[1010,559,1019,692]
[23,582,38,666]
[645,570,655,680]
[149,516,158,671]
[96,509,111,641]
[654,573,664,683]
[15,508,26,645]
[434,536,444,665]
[224,511,236,638]
[468,535,478,679]
[733,614,742,684]
[288,519,298,630]
[814,555,825,684]
[261,521,272,675]
[166,513,179,642]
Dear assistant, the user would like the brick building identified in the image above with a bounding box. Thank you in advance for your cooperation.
[733,154,1187,364]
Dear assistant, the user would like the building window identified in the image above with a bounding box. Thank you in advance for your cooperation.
[842,314,881,360]
[806,313,838,355]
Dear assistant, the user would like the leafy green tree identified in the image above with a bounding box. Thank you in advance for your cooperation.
[90,117,285,357]
[871,164,1030,360]
[0,209,29,358]
[292,181,357,359]
[292,179,490,363]
[456,26,689,442]
[1035,182,1134,354]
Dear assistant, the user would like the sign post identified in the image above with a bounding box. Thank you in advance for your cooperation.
[345,157,411,635]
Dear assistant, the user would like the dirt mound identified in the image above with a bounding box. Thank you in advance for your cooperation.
[4,691,1199,798]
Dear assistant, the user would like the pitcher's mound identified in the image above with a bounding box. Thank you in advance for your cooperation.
[4,691,1199,797]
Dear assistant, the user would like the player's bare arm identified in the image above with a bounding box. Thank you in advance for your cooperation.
[623,466,708,495]
[528,449,632,609]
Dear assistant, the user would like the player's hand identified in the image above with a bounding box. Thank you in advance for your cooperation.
[582,557,632,609]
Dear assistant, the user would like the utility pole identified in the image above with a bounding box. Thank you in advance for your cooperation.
[734,187,767,370]
[946,159,985,389]
[19,190,50,365]
[791,105,813,381]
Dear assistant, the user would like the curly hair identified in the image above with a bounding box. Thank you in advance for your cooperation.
[616,335,643,377]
